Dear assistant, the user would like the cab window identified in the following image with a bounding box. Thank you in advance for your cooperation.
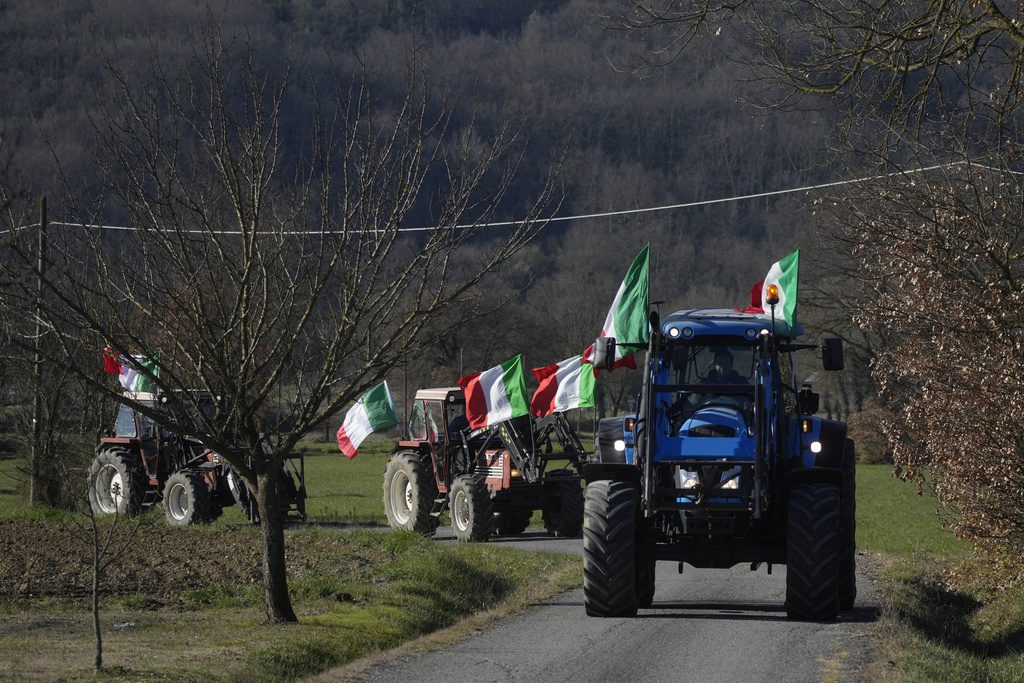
[425,401,444,442]
[409,401,427,441]
[114,405,137,438]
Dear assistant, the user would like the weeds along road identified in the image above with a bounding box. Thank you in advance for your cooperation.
[328,528,880,683]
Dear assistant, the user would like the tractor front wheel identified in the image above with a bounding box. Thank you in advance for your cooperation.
[542,470,584,538]
[496,507,532,536]
[583,480,639,617]
[162,472,214,526]
[449,475,495,542]
[88,449,146,517]
[785,482,840,621]
[383,452,439,535]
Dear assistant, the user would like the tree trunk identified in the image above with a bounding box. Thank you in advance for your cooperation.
[256,465,297,623]
[92,527,103,672]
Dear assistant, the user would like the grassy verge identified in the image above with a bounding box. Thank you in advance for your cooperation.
[855,465,1024,680]
[0,526,580,681]
[872,557,1024,681]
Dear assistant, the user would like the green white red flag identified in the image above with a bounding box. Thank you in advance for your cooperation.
[337,381,398,459]
[761,249,799,328]
[103,348,161,392]
[584,244,650,370]
[530,353,595,417]
[458,355,529,429]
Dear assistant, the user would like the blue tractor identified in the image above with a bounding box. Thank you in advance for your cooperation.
[586,305,854,620]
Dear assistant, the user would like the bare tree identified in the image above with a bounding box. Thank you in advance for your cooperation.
[613,1,1024,147]
[0,24,556,623]
[610,1,1024,553]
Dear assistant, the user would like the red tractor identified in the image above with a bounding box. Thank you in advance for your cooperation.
[88,392,305,526]
[383,387,586,542]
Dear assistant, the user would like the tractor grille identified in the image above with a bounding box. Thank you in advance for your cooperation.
[478,452,503,479]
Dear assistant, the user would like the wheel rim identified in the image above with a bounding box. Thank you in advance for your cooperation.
[95,463,122,514]
[452,489,470,531]
[391,471,412,524]
[167,482,189,521]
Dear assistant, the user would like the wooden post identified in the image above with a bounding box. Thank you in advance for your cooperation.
[29,196,46,505]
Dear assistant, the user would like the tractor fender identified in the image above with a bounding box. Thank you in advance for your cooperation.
[786,466,843,489]
[791,417,847,470]
[583,463,641,485]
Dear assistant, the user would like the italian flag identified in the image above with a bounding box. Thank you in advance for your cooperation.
[530,354,595,417]
[761,249,799,328]
[103,349,161,392]
[584,244,650,370]
[337,381,398,459]
[458,355,529,430]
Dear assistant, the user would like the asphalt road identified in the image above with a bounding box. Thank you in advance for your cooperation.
[354,527,880,683]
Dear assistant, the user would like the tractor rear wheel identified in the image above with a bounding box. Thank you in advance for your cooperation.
[542,470,584,538]
[88,449,146,517]
[449,475,495,542]
[496,507,532,536]
[583,480,639,617]
[785,482,840,621]
[383,452,439,535]
[636,558,656,608]
[839,439,858,611]
[162,472,214,526]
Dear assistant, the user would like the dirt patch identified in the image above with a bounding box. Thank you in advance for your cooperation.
[0,521,378,603]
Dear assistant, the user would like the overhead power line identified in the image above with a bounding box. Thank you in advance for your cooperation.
[8,159,1018,236]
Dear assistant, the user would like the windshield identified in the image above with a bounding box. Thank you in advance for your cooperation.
[659,341,759,438]
[667,342,758,385]
[114,405,136,438]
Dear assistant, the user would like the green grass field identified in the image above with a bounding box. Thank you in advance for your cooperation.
[5,444,1010,680]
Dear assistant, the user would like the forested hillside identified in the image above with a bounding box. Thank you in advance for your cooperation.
[0,0,845,408]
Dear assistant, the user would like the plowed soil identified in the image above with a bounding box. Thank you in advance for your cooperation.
[0,520,367,603]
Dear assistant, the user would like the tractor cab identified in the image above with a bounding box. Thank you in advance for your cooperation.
[406,387,467,445]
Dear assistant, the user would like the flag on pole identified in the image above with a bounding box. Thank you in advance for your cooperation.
[102,349,161,392]
[584,244,650,370]
[530,353,595,417]
[337,381,398,459]
[761,249,799,328]
[102,347,122,375]
[458,355,529,429]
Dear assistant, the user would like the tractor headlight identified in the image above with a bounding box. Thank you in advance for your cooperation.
[810,441,822,454]
[510,468,522,478]
[719,466,742,490]
[679,468,699,489]
[613,439,626,452]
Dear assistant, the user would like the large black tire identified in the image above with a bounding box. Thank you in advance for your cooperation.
[785,482,840,621]
[162,472,214,526]
[542,471,584,538]
[88,448,146,517]
[496,507,532,536]
[449,475,495,542]
[839,439,858,611]
[583,480,639,617]
[636,558,656,609]
[383,452,440,535]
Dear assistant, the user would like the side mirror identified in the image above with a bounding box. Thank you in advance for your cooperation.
[822,337,844,371]
[798,385,820,415]
[591,336,616,370]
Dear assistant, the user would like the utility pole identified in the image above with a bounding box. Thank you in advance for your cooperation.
[29,196,46,505]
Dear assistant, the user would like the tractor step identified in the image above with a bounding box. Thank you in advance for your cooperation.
[429,494,447,517]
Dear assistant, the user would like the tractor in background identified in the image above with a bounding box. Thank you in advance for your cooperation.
[585,306,855,621]
[383,387,587,542]
[88,392,306,526]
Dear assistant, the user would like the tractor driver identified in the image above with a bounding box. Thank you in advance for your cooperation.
[706,349,745,385]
